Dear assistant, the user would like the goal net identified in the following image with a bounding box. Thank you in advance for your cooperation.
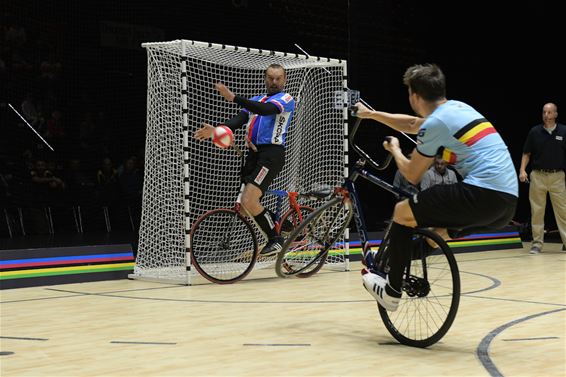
[131,39,349,284]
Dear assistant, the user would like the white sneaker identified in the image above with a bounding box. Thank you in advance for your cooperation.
[529,245,541,254]
[362,271,401,311]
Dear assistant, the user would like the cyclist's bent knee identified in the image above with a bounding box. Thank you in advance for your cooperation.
[392,200,417,228]
[240,185,263,216]
[239,199,261,217]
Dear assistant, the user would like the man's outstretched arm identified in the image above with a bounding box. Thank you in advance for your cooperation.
[215,82,279,115]
[354,102,424,135]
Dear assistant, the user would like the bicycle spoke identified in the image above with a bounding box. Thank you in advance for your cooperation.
[190,209,258,284]
[276,197,352,278]
[377,228,460,347]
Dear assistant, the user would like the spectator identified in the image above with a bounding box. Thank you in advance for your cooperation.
[39,53,62,83]
[519,102,566,254]
[21,149,35,172]
[64,158,95,191]
[97,157,120,205]
[30,159,65,192]
[27,159,63,234]
[420,154,458,190]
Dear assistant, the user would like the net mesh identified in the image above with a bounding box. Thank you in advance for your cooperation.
[132,40,348,283]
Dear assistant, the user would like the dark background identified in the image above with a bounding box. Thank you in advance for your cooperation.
[1,0,563,238]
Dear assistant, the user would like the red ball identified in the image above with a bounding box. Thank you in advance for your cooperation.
[212,126,234,149]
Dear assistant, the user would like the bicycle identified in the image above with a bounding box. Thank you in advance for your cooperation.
[189,181,330,284]
[275,116,461,348]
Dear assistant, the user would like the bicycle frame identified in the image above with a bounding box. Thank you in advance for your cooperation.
[231,183,312,238]
[265,189,302,226]
[344,117,414,256]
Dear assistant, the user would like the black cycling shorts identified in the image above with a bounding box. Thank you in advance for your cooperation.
[241,144,285,194]
[409,182,517,237]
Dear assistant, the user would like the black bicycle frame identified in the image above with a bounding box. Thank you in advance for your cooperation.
[346,117,414,255]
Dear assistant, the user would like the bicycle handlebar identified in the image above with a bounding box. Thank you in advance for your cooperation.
[348,114,393,171]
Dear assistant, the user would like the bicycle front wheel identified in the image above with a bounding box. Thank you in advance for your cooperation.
[190,209,258,284]
[377,228,460,347]
[275,196,353,278]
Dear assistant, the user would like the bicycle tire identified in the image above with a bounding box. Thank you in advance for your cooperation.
[376,228,460,347]
[276,205,314,238]
[190,208,258,284]
[278,205,324,278]
[275,196,353,278]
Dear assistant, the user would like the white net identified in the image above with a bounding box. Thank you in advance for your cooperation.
[131,40,348,284]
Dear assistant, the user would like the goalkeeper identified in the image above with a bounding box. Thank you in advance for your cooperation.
[194,63,295,256]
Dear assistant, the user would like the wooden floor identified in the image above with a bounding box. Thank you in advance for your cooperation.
[1,243,565,377]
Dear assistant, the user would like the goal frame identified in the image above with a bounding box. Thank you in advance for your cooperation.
[129,39,350,285]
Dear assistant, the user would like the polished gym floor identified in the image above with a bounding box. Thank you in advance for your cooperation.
[1,244,565,377]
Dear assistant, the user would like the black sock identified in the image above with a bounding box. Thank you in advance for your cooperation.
[386,222,413,293]
[254,209,277,239]
[267,209,277,223]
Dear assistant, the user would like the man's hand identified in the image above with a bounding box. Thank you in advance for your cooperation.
[215,83,236,102]
[246,140,258,152]
[194,123,215,140]
[353,102,373,119]
[519,170,529,183]
[383,136,400,153]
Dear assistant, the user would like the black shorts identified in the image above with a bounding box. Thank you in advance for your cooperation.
[241,144,285,194]
[409,182,517,237]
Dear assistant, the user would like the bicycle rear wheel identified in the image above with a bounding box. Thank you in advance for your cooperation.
[275,196,353,278]
[190,208,258,284]
[276,205,314,238]
[376,228,460,347]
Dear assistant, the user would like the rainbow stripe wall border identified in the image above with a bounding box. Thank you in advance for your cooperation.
[1,244,135,289]
[335,228,523,260]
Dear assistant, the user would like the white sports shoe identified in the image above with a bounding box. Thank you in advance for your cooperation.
[529,245,541,254]
[362,271,401,311]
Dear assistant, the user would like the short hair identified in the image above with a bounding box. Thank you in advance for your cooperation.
[543,102,558,112]
[403,64,446,101]
[265,63,286,77]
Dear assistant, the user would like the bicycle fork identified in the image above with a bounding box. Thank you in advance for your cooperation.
[345,180,376,270]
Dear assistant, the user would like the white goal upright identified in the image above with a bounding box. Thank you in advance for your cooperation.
[130,39,349,284]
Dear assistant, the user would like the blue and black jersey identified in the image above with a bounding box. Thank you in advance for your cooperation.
[223,91,295,147]
[242,92,295,146]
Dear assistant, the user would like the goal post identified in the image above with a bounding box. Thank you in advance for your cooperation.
[130,39,350,285]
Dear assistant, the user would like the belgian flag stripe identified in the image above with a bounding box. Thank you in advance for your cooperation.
[453,118,488,139]
[463,126,497,146]
[459,122,497,146]
[442,148,457,164]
